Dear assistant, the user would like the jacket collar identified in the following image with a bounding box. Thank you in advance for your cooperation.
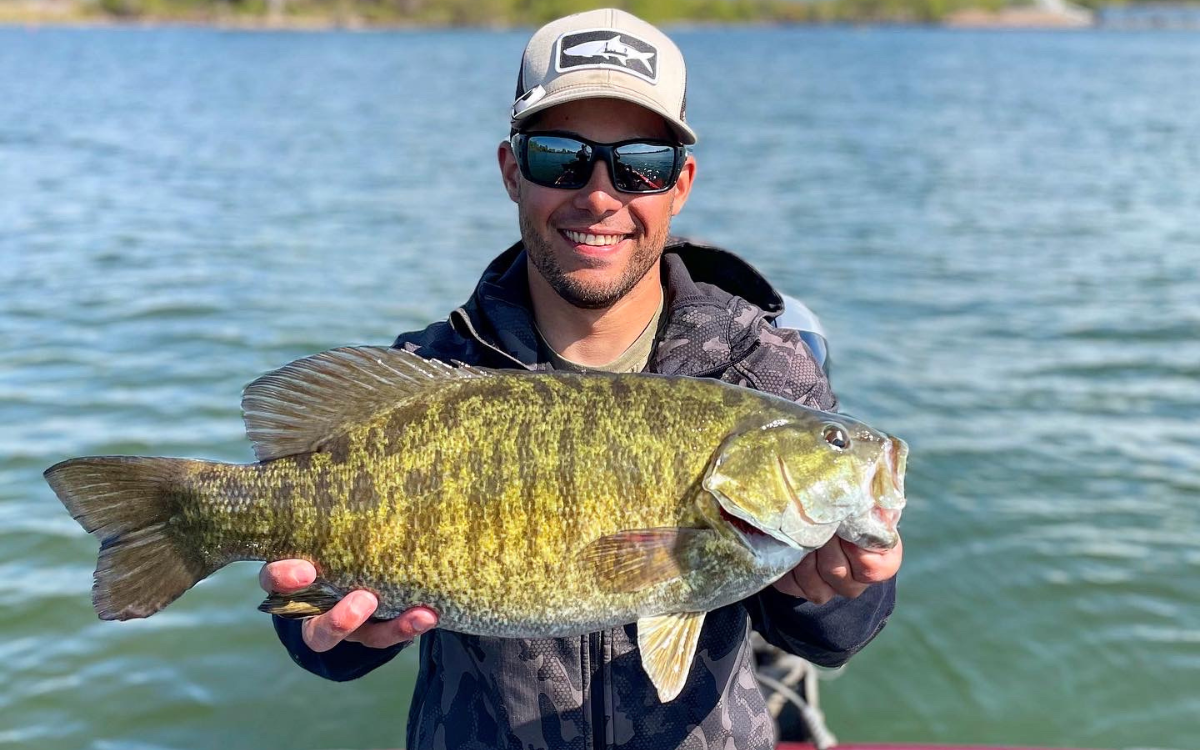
[451,238,784,376]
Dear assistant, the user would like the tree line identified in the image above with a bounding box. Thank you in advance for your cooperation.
[9,0,1170,27]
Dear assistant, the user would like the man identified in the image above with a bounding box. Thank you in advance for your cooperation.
[262,9,902,749]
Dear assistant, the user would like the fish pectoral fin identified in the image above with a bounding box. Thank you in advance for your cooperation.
[581,528,711,594]
[637,611,706,702]
[257,584,343,619]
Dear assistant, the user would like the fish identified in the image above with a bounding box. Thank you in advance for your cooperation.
[562,35,656,73]
[44,347,907,702]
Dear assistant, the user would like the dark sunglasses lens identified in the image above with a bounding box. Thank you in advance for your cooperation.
[612,143,678,192]
[524,136,592,188]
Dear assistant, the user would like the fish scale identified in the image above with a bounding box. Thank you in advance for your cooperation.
[44,346,906,702]
[208,373,749,628]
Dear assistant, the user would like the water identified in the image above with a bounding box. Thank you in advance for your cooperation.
[2,26,1198,750]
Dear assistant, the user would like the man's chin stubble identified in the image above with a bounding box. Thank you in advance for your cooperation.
[526,236,660,309]
[520,211,668,310]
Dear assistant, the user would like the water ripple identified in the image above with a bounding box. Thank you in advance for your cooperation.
[3,25,1198,750]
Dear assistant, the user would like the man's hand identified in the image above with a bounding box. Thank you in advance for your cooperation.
[259,560,438,652]
[773,535,903,605]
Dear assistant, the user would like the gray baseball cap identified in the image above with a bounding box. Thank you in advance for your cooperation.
[510,8,697,145]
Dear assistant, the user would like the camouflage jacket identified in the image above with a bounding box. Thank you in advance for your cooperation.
[274,238,896,750]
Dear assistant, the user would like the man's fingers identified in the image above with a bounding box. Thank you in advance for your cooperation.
[302,590,378,652]
[773,552,838,605]
[772,562,807,597]
[259,560,317,594]
[344,621,403,649]
[841,536,903,585]
[302,596,440,652]
[795,555,838,605]
[346,606,439,649]
[817,539,868,600]
[398,606,439,637]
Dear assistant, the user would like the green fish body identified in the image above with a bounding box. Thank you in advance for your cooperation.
[45,347,907,701]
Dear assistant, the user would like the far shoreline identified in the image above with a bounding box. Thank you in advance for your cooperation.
[0,0,1115,32]
[0,16,1104,32]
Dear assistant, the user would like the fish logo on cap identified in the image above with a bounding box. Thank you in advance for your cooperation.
[556,29,659,83]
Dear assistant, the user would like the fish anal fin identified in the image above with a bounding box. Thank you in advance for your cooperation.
[241,347,492,462]
[580,528,710,594]
[257,584,344,619]
[637,611,706,702]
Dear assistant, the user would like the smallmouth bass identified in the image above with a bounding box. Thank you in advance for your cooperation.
[44,347,907,701]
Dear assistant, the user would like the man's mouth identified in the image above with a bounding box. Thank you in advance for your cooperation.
[561,229,630,247]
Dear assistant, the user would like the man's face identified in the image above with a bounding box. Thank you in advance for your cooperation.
[499,98,696,309]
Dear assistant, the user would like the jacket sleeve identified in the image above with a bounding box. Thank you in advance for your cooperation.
[726,327,838,412]
[746,577,895,668]
[272,615,409,682]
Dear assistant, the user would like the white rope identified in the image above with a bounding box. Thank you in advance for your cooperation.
[755,673,839,750]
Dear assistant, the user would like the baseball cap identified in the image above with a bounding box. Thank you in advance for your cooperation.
[510,8,697,146]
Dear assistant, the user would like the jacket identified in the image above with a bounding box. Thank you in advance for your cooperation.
[273,238,896,750]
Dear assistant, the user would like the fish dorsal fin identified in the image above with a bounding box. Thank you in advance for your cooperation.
[580,528,713,594]
[242,346,492,461]
[638,611,706,702]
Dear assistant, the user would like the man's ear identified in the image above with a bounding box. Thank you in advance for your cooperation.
[498,140,521,203]
[669,154,697,217]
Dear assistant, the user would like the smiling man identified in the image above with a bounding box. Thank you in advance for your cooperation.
[261,9,902,749]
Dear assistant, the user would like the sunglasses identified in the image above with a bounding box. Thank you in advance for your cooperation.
[510,131,686,194]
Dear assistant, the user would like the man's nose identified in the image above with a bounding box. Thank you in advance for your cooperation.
[571,158,624,214]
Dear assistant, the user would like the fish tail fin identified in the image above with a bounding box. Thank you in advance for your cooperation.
[44,456,219,620]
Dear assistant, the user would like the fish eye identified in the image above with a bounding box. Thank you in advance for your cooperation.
[822,425,850,451]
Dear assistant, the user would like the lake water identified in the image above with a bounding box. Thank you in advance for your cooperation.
[1,26,1198,750]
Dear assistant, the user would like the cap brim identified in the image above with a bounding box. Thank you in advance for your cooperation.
[512,85,697,146]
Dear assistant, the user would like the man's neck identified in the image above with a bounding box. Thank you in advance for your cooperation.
[527,260,664,368]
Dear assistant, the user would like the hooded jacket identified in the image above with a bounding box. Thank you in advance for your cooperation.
[273,239,895,750]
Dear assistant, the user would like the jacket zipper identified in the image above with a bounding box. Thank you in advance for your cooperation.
[580,634,593,750]
[589,631,604,749]
[450,307,534,370]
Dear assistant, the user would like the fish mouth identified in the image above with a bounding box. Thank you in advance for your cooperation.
[717,505,804,552]
[870,436,908,511]
[848,435,908,549]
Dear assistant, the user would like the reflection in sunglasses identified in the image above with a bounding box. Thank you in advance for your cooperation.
[615,160,664,191]
[516,133,682,194]
[556,150,591,186]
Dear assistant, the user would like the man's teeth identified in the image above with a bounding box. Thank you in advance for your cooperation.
[565,230,625,246]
